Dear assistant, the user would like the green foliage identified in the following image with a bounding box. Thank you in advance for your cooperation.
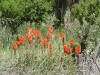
[23,0,53,23]
[70,0,100,53]
[71,0,100,25]
[0,0,25,18]
[0,0,26,32]
[0,0,53,33]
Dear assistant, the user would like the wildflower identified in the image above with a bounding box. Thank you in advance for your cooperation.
[49,26,54,32]
[46,32,50,41]
[27,26,32,32]
[30,31,33,36]
[61,56,64,63]
[59,33,65,39]
[49,43,52,51]
[67,45,71,54]
[75,44,81,55]
[38,34,42,41]
[33,29,38,38]
[13,43,17,51]
[70,38,74,45]
[64,45,71,55]
[19,35,25,45]
[64,45,67,54]
[27,35,32,43]
[16,40,20,46]
[75,48,78,55]
[42,39,48,47]
[38,31,42,41]
[77,45,81,53]
[64,41,67,46]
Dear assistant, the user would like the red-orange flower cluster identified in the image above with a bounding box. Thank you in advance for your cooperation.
[59,33,65,39]
[19,35,25,45]
[70,38,74,45]
[49,43,53,57]
[27,26,32,32]
[75,44,81,55]
[64,45,71,55]
[64,41,67,46]
[13,35,25,51]
[46,32,50,41]
[42,39,48,47]
[26,33,32,43]
[38,31,42,41]
[16,40,21,46]
[13,43,17,51]
[49,43,52,51]
[33,29,38,38]
[12,25,82,58]
[33,29,42,41]
[49,26,54,32]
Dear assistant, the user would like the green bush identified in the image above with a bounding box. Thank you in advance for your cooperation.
[71,0,100,52]
[71,0,100,25]
[0,0,53,33]
[0,0,26,32]
[24,0,53,23]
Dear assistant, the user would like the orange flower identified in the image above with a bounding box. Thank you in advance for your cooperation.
[64,45,71,55]
[75,48,78,55]
[13,43,17,51]
[27,26,32,32]
[49,26,54,32]
[19,35,25,45]
[52,33,56,36]
[70,38,74,45]
[33,29,42,41]
[77,45,81,53]
[30,31,33,36]
[38,35,42,41]
[61,56,64,63]
[59,33,65,39]
[42,39,48,47]
[64,45,67,54]
[28,35,32,43]
[16,40,21,46]
[49,43,52,51]
[38,31,42,41]
[75,44,81,55]
[64,41,67,46]
[33,29,38,38]
[46,32,50,41]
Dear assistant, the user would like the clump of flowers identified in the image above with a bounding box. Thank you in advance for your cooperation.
[13,43,17,51]
[42,39,48,47]
[70,38,74,45]
[49,26,54,32]
[19,35,25,45]
[75,44,81,55]
[12,25,82,65]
